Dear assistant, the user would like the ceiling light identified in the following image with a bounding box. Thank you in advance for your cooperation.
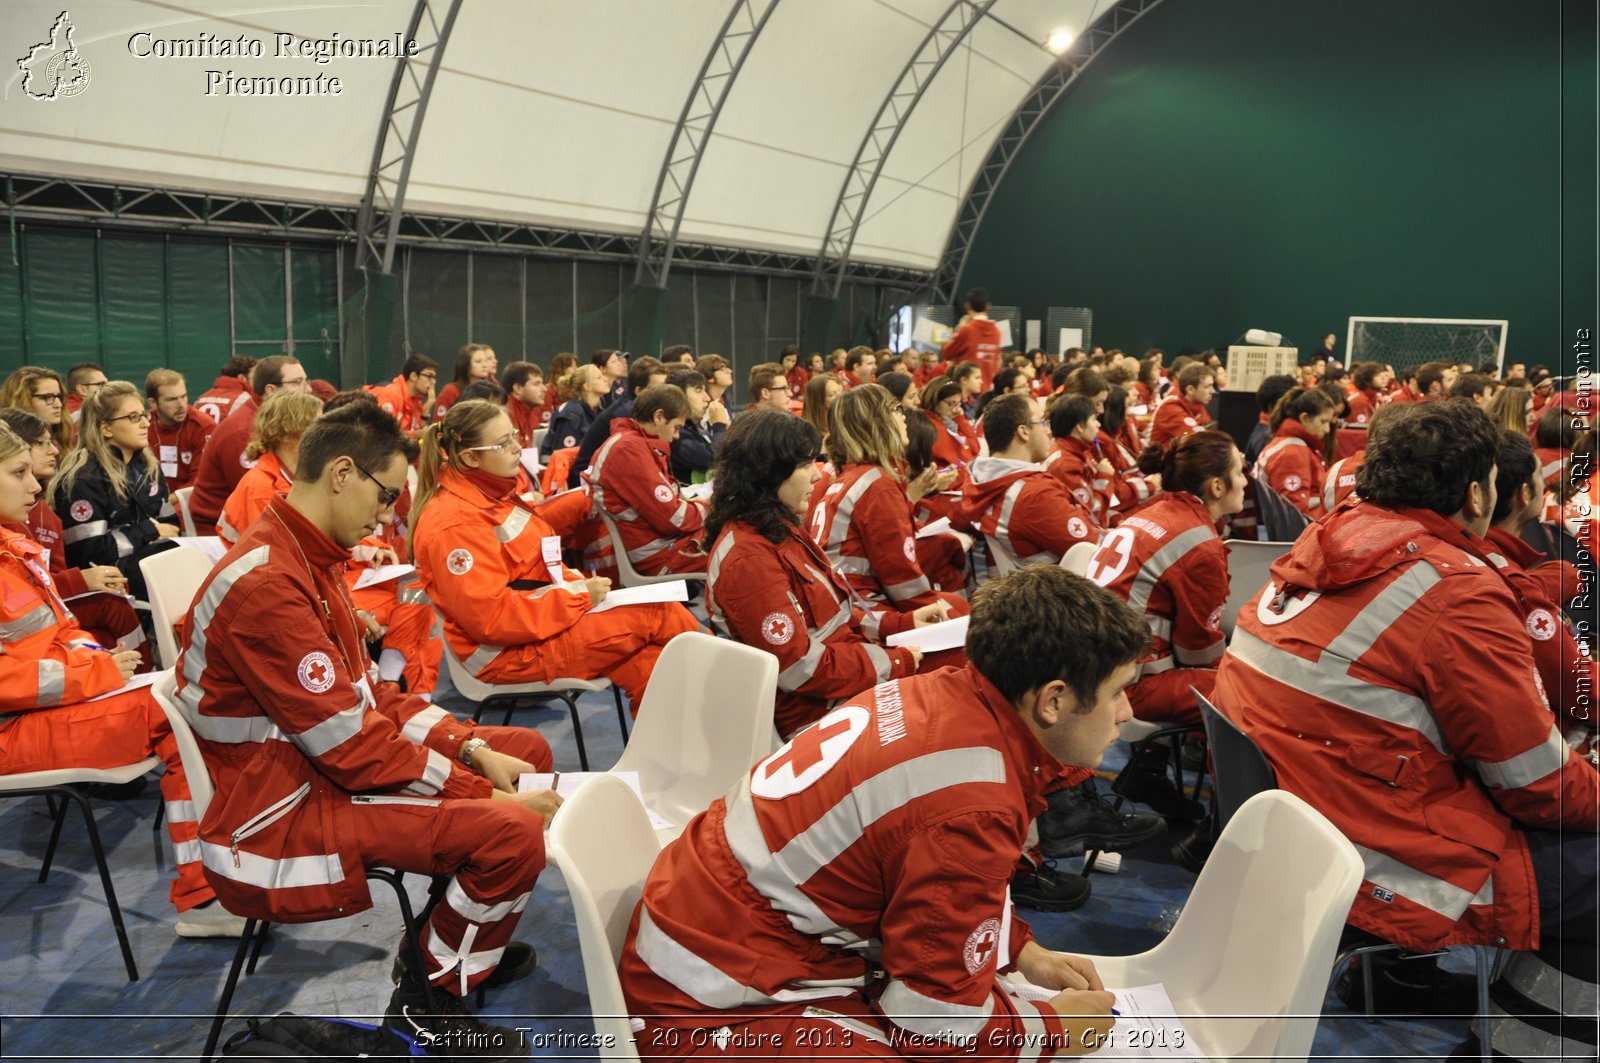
[1045,27,1074,54]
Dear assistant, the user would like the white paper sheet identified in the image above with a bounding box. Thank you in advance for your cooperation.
[1000,981,1208,1061]
[996,318,1014,348]
[171,536,227,563]
[1060,326,1085,352]
[589,580,690,613]
[520,448,542,478]
[1025,319,1042,352]
[885,614,968,653]
[915,516,952,539]
[681,480,714,502]
[87,669,166,701]
[352,564,415,590]
[517,770,675,830]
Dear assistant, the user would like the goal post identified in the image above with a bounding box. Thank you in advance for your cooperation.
[1345,317,1509,373]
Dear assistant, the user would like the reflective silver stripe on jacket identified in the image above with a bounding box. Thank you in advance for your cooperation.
[62,520,108,544]
[1126,525,1214,615]
[721,746,1008,946]
[1469,725,1571,790]
[494,507,531,545]
[878,979,993,1044]
[37,658,66,705]
[176,546,285,744]
[776,598,854,691]
[111,530,135,558]
[632,906,854,1010]
[199,840,344,890]
[0,602,58,643]
[1354,843,1492,922]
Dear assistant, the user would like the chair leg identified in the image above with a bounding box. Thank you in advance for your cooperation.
[563,693,590,771]
[39,790,73,883]
[203,918,259,1063]
[612,686,630,745]
[1360,951,1377,1020]
[244,920,272,975]
[64,787,140,983]
[1473,945,1494,1060]
[373,869,440,1014]
[153,800,165,833]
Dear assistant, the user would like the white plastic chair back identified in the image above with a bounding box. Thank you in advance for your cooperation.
[1060,540,1099,575]
[172,486,198,536]
[982,533,1018,576]
[548,774,656,1062]
[595,507,685,588]
[152,670,214,818]
[1078,790,1361,1063]
[138,547,216,669]
[532,427,548,452]
[613,632,778,838]
[1220,540,1293,638]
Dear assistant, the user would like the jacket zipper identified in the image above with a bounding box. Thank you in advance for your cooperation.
[350,794,441,808]
[230,782,311,867]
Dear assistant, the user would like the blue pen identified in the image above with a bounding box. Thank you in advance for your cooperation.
[1111,1009,1121,1016]
[79,642,111,652]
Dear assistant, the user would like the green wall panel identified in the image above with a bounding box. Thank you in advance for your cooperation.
[471,254,525,362]
[289,247,339,382]
[0,238,23,365]
[100,234,167,376]
[23,228,99,369]
[960,0,1571,367]
[407,249,470,362]
[230,243,287,347]
[167,239,232,382]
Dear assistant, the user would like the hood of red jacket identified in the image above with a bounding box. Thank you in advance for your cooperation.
[1269,500,1486,595]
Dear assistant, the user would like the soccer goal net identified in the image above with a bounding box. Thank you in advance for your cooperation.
[1345,317,1509,372]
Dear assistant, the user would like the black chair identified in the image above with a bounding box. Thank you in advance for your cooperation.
[1195,689,1277,831]
[1253,480,1313,542]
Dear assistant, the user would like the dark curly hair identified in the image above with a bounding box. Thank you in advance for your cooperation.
[705,409,822,545]
[967,566,1150,707]
[1354,399,1498,516]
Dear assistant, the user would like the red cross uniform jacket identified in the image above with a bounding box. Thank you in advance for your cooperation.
[1085,493,1228,678]
[1097,429,1153,514]
[940,317,1003,389]
[21,497,88,598]
[1322,452,1365,512]
[413,468,595,683]
[1213,501,1599,953]
[1346,387,1384,427]
[364,374,426,434]
[1146,395,1213,451]
[586,419,707,575]
[1255,421,1327,517]
[505,395,547,448]
[1041,437,1112,528]
[808,463,969,629]
[173,496,491,922]
[195,376,252,425]
[0,526,122,709]
[706,520,917,738]
[147,406,216,494]
[1484,526,1580,614]
[621,663,1074,1059]
[925,410,981,470]
[54,457,174,570]
[959,456,1097,567]
[188,394,260,533]
[216,450,292,546]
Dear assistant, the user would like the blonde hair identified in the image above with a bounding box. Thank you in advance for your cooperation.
[48,381,157,506]
[559,364,605,405]
[0,366,74,451]
[413,399,507,531]
[0,423,25,464]
[1484,386,1530,436]
[246,391,323,460]
[826,383,905,480]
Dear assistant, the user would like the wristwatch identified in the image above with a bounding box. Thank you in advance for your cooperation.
[459,737,490,768]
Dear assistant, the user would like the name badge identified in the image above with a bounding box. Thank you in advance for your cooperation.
[541,535,563,578]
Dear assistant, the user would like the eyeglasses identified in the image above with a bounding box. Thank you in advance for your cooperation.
[1026,418,1053,434]
[464,435,521,456]
[84,380,108,391]
[352,458,403,507]
[33,392,64,404]
[106,410,152,424]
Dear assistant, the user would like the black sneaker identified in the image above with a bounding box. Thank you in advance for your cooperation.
[1111,744,1205,821]
[1011,861,1092,912]
[1333,956,1480,1016]
[1037,781,1166,859]
[392,940,537,991]
[385,975,529,1060]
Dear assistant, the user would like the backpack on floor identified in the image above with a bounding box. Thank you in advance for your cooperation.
[220,1012,430,1058]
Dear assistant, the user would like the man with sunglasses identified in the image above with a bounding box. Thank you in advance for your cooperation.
[175,401,558,1058]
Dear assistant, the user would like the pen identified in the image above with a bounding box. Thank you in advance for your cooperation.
[1111,1009,1121,1016]
[551,771,560,791]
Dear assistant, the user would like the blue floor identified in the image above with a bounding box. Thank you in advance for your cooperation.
[1,671,1477,1061]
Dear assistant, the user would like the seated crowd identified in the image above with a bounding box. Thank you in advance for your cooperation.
[2,299,1594,1060]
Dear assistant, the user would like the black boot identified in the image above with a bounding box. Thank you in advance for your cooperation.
[1037,780,1166,859]
[385,968,529,1060]
[1111,742,1205,821]
[1011,859,1092,912]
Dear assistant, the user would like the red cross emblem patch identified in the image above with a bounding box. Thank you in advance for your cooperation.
[749,706,868,799]
[963,917,1002,974]
[1526,609,1557,641]
[297,650,336,693]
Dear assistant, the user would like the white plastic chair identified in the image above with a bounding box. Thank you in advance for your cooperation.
[612,632,778,843]
[532,427,548,453]
[547,773,657,1063]
[433,608,627,770]
[595,507,695,589]
[1060,540,1099,575]
[1220,540,1293,638]
[139,546,216,669]
[982,533,1019,576]
[1076,790,1362,1063]
[172,485,198,536]
[0,752,159,982]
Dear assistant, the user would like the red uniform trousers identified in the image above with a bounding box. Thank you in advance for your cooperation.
[1127,666,1214,724]
[913,533,968,594]
[350,585,442,696]
[478,603,699,714]
[61,591,154,672]
[0,687,210,911]
[356,724,553,996]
